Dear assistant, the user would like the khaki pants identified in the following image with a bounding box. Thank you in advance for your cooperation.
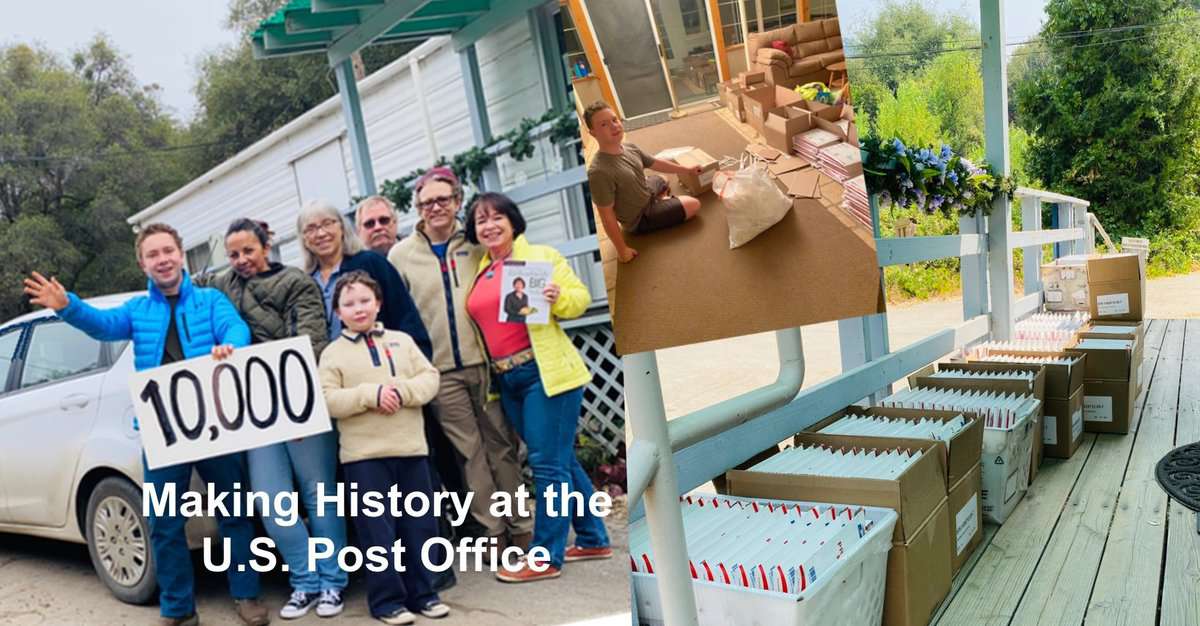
[434,365,533,536]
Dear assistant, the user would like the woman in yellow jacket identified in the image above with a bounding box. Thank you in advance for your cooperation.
[464,192,612,583]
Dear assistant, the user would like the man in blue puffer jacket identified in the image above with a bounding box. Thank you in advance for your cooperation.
[24,223,271,626]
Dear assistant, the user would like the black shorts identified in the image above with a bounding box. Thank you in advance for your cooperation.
[633,175,687,234]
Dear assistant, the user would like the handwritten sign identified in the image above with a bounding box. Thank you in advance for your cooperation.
[129,337,332,469]
[500,261,552,324]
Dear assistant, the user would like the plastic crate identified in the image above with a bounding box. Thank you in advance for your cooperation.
[630,495,897,626]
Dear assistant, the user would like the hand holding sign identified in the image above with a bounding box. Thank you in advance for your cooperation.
[130,336,332,469]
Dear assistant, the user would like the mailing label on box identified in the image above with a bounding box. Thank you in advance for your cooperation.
[1084,395,1114,422]
[1071,408,1084,441]
[1061,269,1076,280]
[1043,415,1058,445]
[1045,290,1064,303]
[1096,293,1131,316]
[1072,290,1089,305]
[956,494,979,555]
[700,170,715,186]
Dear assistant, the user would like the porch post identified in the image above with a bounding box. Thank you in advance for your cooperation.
[625,351,699,626]
[334,58,377,197]
[459,44,503,191]
[980,0,1014,340]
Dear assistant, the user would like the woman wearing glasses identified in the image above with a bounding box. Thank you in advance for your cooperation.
[296,199,432,357]
[388,168,534,556]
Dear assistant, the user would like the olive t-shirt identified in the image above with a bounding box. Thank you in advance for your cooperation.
[587,143,656,228]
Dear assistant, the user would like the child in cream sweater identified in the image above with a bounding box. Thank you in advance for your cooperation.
[318,270,448,625]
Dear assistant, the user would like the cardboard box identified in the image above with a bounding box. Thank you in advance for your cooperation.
[883,500,953,626]
[1087,253,1146,321]
[1042,386,1085,458]
[804,406,984,488]
[727,434,948,544]
[973,350,1085,399]
[1040,261,1089,311]
[948,465,983,575]
[718,81,744,122]
[727,447,951,626]
[671,147,718,195]
[742,85,804,135]
[1081,377,1137,434]
[1068,338,1136,382]
[907,369,1045,485]
[738,70,765,90]
[763,106,813,153]
[1081,321,1144,379]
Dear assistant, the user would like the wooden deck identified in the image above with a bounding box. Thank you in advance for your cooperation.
[933,319,1200,626]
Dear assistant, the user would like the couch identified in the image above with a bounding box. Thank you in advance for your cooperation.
[747,18,844,87]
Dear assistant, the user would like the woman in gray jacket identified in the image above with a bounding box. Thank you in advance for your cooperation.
[203,218,348,620]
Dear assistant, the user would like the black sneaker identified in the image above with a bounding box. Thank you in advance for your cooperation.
[316,588,344,618]
[280,590,317,620]
[420,601,450,619]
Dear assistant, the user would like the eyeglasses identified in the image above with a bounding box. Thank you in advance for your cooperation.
[417,195,457,211]
[302,218,341,238]
[361,215,393,230]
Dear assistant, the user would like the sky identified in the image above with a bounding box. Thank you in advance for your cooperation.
[836,0,1051,50]
[3,0,237,122]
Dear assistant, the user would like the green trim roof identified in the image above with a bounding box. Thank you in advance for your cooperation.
[251,0,495,62]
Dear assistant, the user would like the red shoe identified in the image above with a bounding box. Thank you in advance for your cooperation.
[564,545,614,562]
[495,559,562,583]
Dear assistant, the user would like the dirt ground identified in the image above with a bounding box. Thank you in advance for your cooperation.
[0,508,629,626]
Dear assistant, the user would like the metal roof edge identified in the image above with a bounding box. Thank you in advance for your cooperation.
[129,36,449,226]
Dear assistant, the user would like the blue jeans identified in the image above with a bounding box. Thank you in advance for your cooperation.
[496,361,610,569]
[247,431,347,593]
[142,452,259,618]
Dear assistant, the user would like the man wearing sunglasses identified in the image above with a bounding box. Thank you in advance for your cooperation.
[355,196,401,255]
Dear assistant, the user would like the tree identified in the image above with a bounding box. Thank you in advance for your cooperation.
[850,0,978,94]
[185,0,418,175]
[0,37,188,319]
[1016,0,1200,236]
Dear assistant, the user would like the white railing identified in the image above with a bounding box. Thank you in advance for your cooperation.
[625,186,1097,625]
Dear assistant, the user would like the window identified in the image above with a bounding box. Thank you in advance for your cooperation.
[759,0,798,31]
[20,321,105,388]
[680,0,708,35]
[717,0,755,46]
[559,8,591,79]
[0,326,21,392]
[187,242,212,275]
[810,0,837,19]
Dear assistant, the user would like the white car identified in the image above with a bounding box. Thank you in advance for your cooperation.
[0,292,214,604]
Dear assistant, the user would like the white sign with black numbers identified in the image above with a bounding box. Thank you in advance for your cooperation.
[130,337,332,469]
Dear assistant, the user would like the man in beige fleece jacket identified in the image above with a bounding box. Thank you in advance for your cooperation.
[386,168,533,551]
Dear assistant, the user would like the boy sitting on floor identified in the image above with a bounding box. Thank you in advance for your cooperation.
[585,101,703,263]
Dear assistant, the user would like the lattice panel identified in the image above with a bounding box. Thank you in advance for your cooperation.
[568,322,625,455]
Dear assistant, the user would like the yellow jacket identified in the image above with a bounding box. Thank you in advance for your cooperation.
[471,235,592,397]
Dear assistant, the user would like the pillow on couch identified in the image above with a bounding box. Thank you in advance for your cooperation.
[770,40,792,58]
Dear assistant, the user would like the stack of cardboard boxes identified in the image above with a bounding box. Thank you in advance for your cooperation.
[724,405,986,626]
[1068,324,1143,435]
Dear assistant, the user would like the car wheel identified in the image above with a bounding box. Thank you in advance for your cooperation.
[85,477,157,604]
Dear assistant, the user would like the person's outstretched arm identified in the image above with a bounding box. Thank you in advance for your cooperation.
[24,271,133,341]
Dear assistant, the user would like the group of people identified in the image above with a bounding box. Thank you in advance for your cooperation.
[22,168,612,626]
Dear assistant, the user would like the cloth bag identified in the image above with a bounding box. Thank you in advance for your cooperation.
[713,155,793,248]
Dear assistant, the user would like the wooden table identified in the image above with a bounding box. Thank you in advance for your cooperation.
[827,61,847,88]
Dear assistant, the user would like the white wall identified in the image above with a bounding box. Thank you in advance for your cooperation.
[136,20,581,277]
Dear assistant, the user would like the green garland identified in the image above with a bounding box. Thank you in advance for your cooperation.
[375,108,579,213]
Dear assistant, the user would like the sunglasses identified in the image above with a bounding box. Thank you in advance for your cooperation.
[361,215,393,229]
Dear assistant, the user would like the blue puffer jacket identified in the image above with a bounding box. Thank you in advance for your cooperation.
[59,271,251,372]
